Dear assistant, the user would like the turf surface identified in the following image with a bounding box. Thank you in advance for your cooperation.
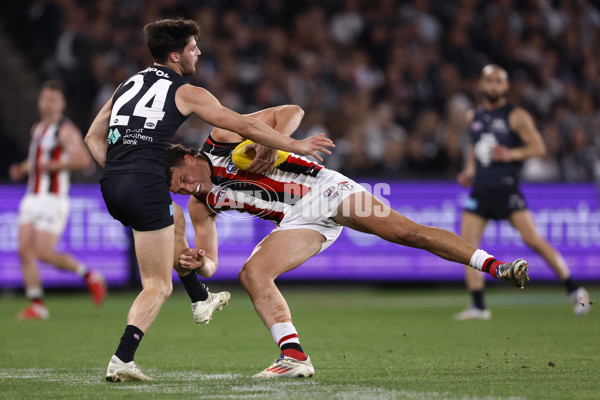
[0,285,597,399]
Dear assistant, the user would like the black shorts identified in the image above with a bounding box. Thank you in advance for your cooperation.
[100,173,173,231]
[464,187,528,220]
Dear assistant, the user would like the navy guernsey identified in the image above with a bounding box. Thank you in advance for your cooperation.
[469,104,523,190]
[104,66,189,177]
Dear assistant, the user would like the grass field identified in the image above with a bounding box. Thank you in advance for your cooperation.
[0,285,598,400]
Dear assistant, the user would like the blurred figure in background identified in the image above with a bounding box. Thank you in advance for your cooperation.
[455,65,590,321]
[8,80,104,320]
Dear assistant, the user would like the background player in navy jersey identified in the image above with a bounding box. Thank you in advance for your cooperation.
[455,65,590,321]
[84,19,334,382]
[166,104,529,379]
[9,80,105,321]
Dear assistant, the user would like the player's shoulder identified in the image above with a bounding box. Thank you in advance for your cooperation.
[508,105,534,127]
[465,109,476,125]
[58,118,81,135]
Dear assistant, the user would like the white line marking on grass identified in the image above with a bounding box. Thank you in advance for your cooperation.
[0,368,527,400]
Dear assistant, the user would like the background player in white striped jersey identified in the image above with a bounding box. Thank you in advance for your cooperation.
[8,80,105,320]
[166,105,529,379]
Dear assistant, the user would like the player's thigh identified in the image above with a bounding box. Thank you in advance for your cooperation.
[242,229,324,279]
[17,223,36,257]
[133,225,175,285]
[332,191,418,241]
[32,229,61,258]
[507,210,540,243]
[460,212,487,246]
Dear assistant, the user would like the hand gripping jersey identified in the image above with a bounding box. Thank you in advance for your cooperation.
[104,66,189,177]
[469,104,523,189]
[196,135,324,224]
[26,118,70,196]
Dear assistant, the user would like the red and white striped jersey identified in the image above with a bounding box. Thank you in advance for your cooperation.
[196,135,324,224]
[26,119,70,196]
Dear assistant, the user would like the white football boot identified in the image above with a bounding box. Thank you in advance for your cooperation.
[496,258,529,289]
[192,290,231,324]
[569,287,591,315]
[252,355,314,379]
[454,307,492,321]
[105,355,152,382]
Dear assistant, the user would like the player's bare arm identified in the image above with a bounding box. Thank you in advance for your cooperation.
[457,110,476,187]
[8,159,29,182]
[175,85,333,160]
[177,196,219,278]
[492,107,546,162]
[40,122,92,173]
[212,105,305,174]
[84,93,116,168]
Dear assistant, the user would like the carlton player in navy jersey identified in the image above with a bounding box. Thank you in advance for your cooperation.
[85,19,334,382]
[9,81,104,321]
[166,105,530,379]
[455,65,590,321]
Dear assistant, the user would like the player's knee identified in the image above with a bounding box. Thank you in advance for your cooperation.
[37,249,57,264]
[146,279,173,300]
[18,246,36,262]
[238,265,265,290]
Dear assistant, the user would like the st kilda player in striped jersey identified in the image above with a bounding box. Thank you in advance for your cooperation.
[166,105,530,379]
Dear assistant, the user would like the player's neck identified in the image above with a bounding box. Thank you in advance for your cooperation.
[40,113,62,124]
[154,62,182,76]
[482,98,506,112]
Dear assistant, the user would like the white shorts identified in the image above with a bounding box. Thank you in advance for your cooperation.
[272,170,366,253]
[18,193,70,235]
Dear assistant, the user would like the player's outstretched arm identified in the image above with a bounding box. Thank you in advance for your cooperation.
[85,93,115,168]
[176,85,333,160]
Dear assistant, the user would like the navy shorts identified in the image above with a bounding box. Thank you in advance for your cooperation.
[100,173,173,231]
[464,188,528,220]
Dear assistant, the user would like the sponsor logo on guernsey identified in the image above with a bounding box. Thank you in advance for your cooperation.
[107,128,121,145]
[226,154,238,173]
[323,186,337,198]
[490,118,509,134]
[471,120,483,132]
[338,181,354,191]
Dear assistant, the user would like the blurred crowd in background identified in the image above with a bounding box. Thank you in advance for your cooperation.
[3,0,600,181]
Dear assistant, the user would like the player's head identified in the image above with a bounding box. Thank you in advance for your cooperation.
[166,144,211,195]
[38,80,67,118]
[479,64,508,104]
[144,19,201,76]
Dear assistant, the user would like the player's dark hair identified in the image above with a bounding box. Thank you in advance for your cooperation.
[165,144,200,187]
[41,80,66,98]
[144,19,200,64]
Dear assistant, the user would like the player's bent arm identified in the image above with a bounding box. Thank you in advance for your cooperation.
[176,85,296,149]
[9,159,29,182]
[172,202,192,276]
[85,93,115,168]
[211,105,304,142]
[57,123,93,171]
[457,110,476,187]
[188,197,219,279]
[176,85,333,160]
[508,107,547,161]
[457,146,475,188]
